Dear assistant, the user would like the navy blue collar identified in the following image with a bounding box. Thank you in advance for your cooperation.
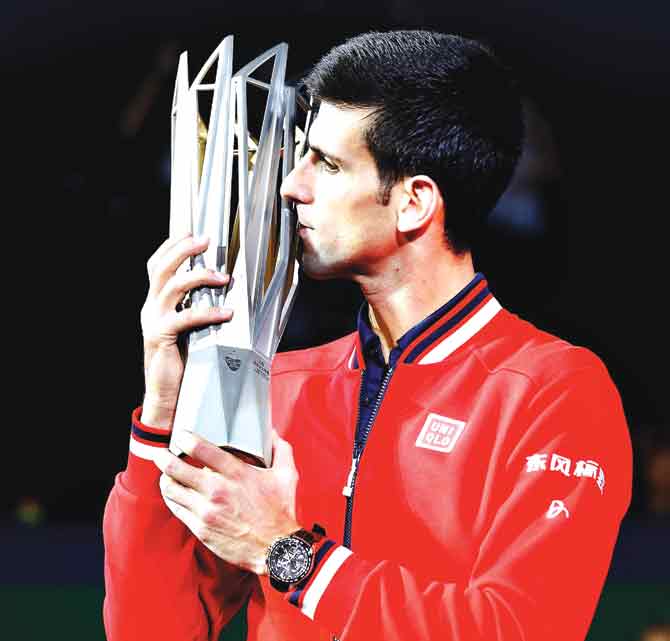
[352,273,497,368]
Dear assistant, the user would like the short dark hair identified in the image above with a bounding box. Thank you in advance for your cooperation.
[303,30,524,253]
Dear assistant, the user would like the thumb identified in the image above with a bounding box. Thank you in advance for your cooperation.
[271,429,295,469]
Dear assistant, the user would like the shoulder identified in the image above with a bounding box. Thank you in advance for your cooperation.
[483,310,630,478]
[271,332,357,377]
[477,309,614,392]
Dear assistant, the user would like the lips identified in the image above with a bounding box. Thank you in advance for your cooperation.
[296,207,313,230]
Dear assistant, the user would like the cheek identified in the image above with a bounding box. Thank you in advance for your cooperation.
[349,192,395,239]
[313,173,393,250]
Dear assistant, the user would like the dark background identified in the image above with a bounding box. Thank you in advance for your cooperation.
[2,1,668,638]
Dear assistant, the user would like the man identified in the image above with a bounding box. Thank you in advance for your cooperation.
[103,30,632,641]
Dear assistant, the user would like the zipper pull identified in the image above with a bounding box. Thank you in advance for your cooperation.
[342,455,359,497]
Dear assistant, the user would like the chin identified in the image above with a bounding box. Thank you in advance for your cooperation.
[299,252,348,281]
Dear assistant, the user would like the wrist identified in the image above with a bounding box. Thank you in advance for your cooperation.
[265,523,327,591]
[253,521,301,576]
[140,397,176,430]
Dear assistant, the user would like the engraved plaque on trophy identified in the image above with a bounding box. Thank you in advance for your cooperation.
[167,36,313,466]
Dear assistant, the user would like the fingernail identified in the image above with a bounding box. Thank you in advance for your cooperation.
[193,235,209,245]
[213,272,229,282]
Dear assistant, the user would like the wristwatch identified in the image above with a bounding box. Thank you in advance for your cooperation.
[266,524,326,592]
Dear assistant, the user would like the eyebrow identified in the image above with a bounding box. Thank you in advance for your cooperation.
[304,132,346,166]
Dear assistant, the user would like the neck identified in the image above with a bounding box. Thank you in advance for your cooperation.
[357,249,476,361]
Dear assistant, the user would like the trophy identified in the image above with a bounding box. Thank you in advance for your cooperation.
[167,36,313,466]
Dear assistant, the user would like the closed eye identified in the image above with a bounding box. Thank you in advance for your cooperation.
[318,154,339,173]
[307,144,341,174]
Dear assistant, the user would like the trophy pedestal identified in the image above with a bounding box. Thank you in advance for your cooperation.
[170,344,272,467]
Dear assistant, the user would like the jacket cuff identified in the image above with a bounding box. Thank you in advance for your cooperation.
[284,541,371,635]
[124,406,171,498]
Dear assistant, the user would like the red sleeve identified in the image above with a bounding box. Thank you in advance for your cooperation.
[102,408,255,641]
[281,366,632,641]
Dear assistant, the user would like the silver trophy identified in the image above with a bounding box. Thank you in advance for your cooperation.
[167,36,313,466]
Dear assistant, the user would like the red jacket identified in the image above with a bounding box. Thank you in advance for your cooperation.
[104,286,632,641]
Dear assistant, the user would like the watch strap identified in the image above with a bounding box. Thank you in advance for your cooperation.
[269,573,292,592]
[292,527,321,546]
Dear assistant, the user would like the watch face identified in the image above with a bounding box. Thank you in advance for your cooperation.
[268,537,313,584]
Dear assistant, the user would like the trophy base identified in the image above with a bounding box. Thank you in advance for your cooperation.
[222,446,266,468]
[170,344,272,467]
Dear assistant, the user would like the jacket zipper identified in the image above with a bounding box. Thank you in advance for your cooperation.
[342,366,394,549]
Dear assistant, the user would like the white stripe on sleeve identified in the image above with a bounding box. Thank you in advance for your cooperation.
[129,436,167,461]
[301,546,353,620]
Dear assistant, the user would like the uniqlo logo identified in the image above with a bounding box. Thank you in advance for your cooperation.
[415,413,466,453]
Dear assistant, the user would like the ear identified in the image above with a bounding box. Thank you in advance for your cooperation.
[396,175,442,234]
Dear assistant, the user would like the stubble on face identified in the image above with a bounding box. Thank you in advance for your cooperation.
[295,103,398,281]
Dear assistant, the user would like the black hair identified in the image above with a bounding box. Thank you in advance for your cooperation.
[303,30,524,253]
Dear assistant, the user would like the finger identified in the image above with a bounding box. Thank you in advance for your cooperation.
[163,494,186,519]
[163,494,203,537]
[158,305,233,336]
[159,472,201,511]
[173,430,248,480]
[157,266,230,313]
[148,235,210,298]
[270,429,296,469]
[146,233,193,276]
[154,448,206,492]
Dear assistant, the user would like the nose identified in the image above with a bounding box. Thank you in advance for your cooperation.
[280,154,312,205]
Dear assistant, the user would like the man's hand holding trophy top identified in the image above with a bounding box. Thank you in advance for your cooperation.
[140,36,313,467]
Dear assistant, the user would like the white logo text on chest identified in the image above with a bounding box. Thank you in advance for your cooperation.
[415,413,466,453]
